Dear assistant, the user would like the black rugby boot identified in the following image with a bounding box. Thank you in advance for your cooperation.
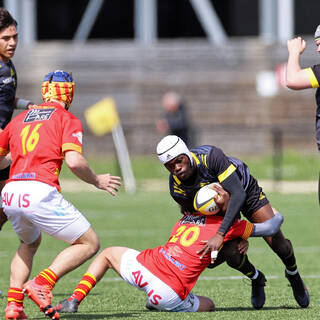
[285,270,310,308]
[251,270,266,309]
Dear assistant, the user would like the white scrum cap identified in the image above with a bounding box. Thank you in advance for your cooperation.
[156,135,193,165]
[315,24,320,42]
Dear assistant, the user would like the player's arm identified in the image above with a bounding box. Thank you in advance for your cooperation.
[0,127,10,169]
[14,98,34,110]
[0,153,11,170]
[286,37,314,89]
[251,213,284,237]
[65,150,121,196]
[198,152,246,257]
[218,171,246,235]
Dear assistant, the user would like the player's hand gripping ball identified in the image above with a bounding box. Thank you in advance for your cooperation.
[193,183,221,215]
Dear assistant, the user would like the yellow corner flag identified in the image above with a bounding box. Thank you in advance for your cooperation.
[84,97,120,136]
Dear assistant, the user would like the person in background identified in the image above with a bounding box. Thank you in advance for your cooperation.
[0,8,34,232]
[52,185,283,314]
[286,25,320,203]
[156,91,191,146]
[156,135,310,310]
[1,70,121,320]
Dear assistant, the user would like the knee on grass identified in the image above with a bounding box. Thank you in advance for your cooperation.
[197,296,215,312]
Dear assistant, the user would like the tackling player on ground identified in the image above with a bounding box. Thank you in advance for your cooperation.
[51,185,283,313]
[0,70,121,320]
[155,135,309,309]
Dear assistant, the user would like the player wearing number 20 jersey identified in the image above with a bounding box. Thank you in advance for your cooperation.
[0,101,83,191]
[137,214,253,300]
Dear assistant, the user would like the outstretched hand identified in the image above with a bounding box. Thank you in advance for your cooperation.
[95,174,122,196]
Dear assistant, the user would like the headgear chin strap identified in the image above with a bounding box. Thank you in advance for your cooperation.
[156,135,193,165]
[41,70,75,109]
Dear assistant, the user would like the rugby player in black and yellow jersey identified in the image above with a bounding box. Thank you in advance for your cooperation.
[157,135,309,309]
[0,8,33,231]
[287,26,320,203]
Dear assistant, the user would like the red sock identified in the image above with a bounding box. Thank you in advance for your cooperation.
[34,268,59,290]
[69,273,97,303]
[8,287,24,307]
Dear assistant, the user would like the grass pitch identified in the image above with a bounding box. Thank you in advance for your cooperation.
[0,189,319,319]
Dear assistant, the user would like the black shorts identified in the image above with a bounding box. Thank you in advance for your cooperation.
[240,175,269,221]
[0,165,10,181]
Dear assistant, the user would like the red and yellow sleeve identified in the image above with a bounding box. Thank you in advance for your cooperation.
[0,127,10,156]
[61,118,83,155]
[224,220,254,242]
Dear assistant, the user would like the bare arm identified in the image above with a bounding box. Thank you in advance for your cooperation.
[286,37,312,89]
[65,150,121,196]
[0,154,11,170]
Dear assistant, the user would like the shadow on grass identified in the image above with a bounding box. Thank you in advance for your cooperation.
[216,305,301,312]
[53,293,99,297]
[59,312,144,319]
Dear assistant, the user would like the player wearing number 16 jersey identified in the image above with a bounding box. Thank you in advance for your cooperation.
[0,92,82,191]
[51,200,283,314]
[0,70,121,320]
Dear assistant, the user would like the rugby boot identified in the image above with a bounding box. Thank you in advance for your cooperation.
[52,298,79,313]
[42,305,60,319]
[22,279,60,319]
[5,302,28,320]
[23,279,52,310]
[251,270,266,309]
[285,270,310,308]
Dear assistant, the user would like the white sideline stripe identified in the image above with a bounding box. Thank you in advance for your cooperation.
[98,274,320,283]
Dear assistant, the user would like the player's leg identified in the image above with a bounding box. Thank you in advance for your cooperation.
[52,246,129,313]
[5,236,41,320]
[48,227,100,277]
[242,175,309,308]
[0,208,7,230]
[17,181,97,319]
[196,295,215,312]
[2,184,42,320]
[0,169,9,230]
[23,226,99,316]
[218,238,266,309]
[251,204,309,308]
[164,292,214,312]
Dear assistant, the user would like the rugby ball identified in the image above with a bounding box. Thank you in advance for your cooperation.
[193,183,221,215]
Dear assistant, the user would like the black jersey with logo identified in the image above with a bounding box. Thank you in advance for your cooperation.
[0,60,17,129]
[169,145,251,213]
[311,64,320,151]
[169,145,250,212]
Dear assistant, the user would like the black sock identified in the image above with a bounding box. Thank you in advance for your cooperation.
[280,240,297,272]
[233,255,257,278]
